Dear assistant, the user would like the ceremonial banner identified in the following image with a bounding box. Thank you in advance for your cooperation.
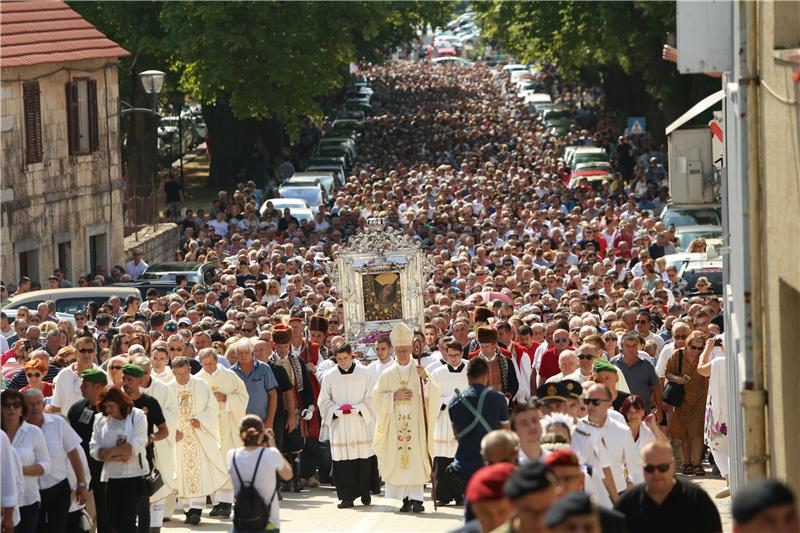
[333,217,428,356]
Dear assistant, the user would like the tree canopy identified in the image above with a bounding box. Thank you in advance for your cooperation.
[474,1,677,99]
[74,1,451,126]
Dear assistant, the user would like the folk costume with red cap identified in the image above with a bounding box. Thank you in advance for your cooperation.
[468,327,519,399]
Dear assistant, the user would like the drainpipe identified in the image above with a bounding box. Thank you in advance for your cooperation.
[740,0,769,480]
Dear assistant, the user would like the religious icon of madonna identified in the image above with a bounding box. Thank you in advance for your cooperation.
[362,272,402,321]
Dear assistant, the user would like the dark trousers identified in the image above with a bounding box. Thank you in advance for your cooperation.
[105,477,142,533]
[16,503,39,533]
[300,438,321,479]
[317,441,333,484]
[331,458,372,502]
[368,455,381,494]
[37,478,70,533]
[92,483,112,533]
[434,456,462,503]
[65,510,84,533]
[135,493,150,533]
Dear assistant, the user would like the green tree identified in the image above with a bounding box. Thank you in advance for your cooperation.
[76,1,452,187]
[475,1,717,138]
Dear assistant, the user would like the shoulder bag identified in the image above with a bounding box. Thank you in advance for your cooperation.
[662,349,685,407]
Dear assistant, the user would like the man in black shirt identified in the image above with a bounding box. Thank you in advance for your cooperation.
[122,364,168,533]
[267,360,297,453]
[614,441,722,533]
[163,173,184,220]
[67,369,111,533]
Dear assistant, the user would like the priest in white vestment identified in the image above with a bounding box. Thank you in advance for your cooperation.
[429,339,468,505]
[372,323,441,513]
[318,343,377,508]
[132,354,180,527]
[195,348,249,517]
[168,357,228,525]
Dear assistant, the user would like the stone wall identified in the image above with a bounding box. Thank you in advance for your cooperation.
[123,224,180,266]
[0,58,124,285]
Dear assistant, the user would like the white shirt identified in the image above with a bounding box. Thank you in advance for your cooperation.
[90,408,149,481]
[8,422,50,506]
[38,414,82,489]
[52,364,103,414]
[0,431,22,526]
[228,447,284,528]
[579,415,643,492]
[124,259,149,280]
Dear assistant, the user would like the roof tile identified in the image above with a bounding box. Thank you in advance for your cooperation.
[0,0,129,69]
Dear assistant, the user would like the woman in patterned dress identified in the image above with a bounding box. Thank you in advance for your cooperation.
[665,330,709,476]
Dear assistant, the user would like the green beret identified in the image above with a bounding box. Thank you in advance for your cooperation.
[592,358,618,374]
[81,368,108,385]
[122,364,144,378]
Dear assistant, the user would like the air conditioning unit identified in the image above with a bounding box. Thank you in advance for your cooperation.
[668,127,714,204]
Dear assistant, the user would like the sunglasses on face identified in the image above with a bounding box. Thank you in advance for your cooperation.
[582,398,608,406]
[110,365,125,371]
[636,319,649,324]
[25,372,42,378]
[577,355,594,361]
[2,402,22,409]
[673,334,688,340]
[169,347,183,352]
[241,328,254,333]
[78,348,94,354]
[688,344,705,350]
[644,463,672,473]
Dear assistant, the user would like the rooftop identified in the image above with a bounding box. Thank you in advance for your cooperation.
[0,0,129,69]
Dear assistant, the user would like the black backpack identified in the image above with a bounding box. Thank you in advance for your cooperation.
[232,448,275,531]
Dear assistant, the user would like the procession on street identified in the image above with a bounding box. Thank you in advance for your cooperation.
[2,15,799,533]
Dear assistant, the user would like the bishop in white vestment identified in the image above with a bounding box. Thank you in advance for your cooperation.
[196,349,249,516]
[169,358,229,524]
[372,324,440,513]
[318,344,376,507]
[429,340,468,505]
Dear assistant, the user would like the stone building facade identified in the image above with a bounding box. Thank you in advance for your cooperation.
[0,1,129,287]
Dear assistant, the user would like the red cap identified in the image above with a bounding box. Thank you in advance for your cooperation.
[273,324,290,331]
[543,450,580,468]
[465,463,517,503]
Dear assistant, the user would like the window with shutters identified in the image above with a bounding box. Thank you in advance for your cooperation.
[23,82,43,165]
[65,78,99,155]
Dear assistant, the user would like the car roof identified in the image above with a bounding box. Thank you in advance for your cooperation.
[4,287,140,306]
[292,172,335,179]
[675,224,723,233]
[146,262,203,272]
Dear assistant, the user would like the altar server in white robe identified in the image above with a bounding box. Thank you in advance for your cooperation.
[318,343,377,508]
[429,339,468,505]
[372,323,441,513]
[133,354,180,526]
[195,348,249,517]
[168,357,228,525]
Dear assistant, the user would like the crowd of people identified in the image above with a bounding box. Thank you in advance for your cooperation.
[2,58,799,533]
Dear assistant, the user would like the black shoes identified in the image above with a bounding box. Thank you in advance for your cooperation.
[361,494,371,506]
[399,497,412,512]
[338,500,355,509]
[209,502,231,517]
[183,509,201,525]
[411,500,425,513]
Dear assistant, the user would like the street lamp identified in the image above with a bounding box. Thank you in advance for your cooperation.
[139,70,166,111]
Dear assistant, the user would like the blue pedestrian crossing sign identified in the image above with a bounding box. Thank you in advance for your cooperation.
[627,116,646,135]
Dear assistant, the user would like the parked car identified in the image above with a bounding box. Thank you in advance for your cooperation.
[568,161,615,189]
[259,197,309,217]
[335,109,365,122]
[1,287,140,315]
[675,224,723,251]
[305,163,346,186]
[278,182,325,213]
[432,57,474,67]
[289,172,336,197]
[660,203,723,229]
[679,258,723,295]
[2,309,76,326]
[108,280,182,298]
[140,262,219,286]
